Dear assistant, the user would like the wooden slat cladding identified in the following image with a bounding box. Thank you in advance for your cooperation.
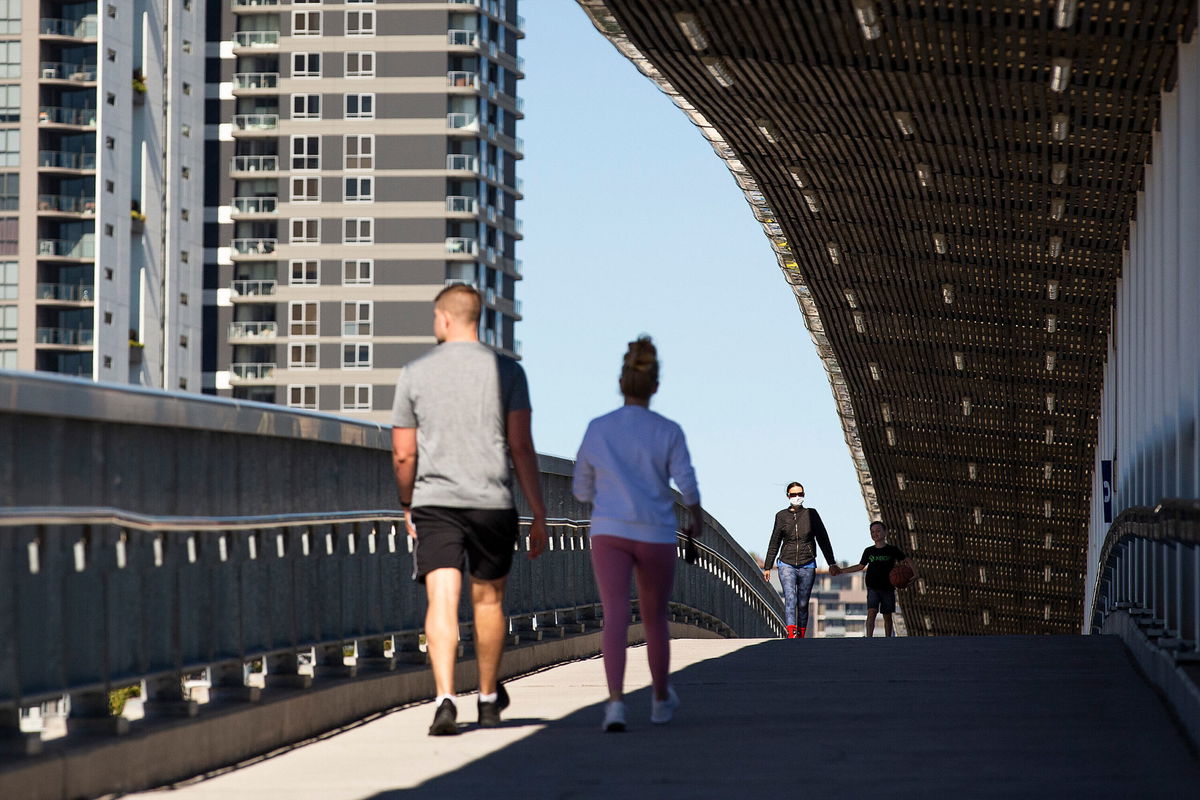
[578,0,1195,634]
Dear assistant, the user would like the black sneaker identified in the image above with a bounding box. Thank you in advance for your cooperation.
[428,698,459,736]
[477,682,510,728]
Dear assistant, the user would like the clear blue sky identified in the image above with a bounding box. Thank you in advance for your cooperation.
[515,3,872,562]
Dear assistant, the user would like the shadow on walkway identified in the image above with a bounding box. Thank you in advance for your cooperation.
[363,636,1199,799]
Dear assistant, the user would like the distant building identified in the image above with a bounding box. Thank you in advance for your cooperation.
[810,567,907,638]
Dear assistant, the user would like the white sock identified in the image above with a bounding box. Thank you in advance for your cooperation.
[478,692,498,703]
[435,694,456,707]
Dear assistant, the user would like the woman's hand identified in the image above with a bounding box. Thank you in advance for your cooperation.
[762,569,772,582]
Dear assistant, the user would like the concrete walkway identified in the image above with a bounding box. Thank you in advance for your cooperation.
[126,636,1198,799]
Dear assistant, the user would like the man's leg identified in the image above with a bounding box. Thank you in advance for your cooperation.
[424,567,463,697]
[470,575,507,696]
[865,607,878,638]
[884,613,895,637]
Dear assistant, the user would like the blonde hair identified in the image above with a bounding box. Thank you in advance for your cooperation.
[619,336,659,399]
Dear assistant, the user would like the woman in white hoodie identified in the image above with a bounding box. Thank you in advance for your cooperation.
[573,336,702,732]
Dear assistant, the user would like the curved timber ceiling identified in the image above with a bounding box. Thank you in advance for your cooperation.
[577,0,1196,634]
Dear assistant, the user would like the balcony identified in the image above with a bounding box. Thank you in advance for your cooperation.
[231,362,277,380]
[231,279,277,297]
[40,17,98,39]
[233,31,280,48]
[232,197,278,214]
[447,112,478,131]
[39,151,97,170]
[36,327,94,346]
[37,238,95,259]
[227,321,278,340]
[448,71,479,88]
[37,283,94,302]
[233,114,279,131]
[233,72,280,90]
[445,237,478,256]
[39,62,97,82]
[38,195,96,214]
[39,107,97,127]
[447,30,479,47]
[446,196,478,214]
[446,154,479,172]
[231,155,279,173]
[232,238,278,255]
[233,0,280,7]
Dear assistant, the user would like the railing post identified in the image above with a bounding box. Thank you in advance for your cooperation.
[68,689,129,735]
[0,707,41,756]
[142,673,198,719]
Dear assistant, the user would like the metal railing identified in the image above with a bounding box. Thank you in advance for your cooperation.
[233,72,280,89]
[230,362,277,380]
[447,29,479,46]
[39,106,97,126]
[39,62,97,81]
[227,320,278,339]
[447,112,478,130]
[39,150,97,170]
[231,279,277,297]
[36,283,94,302]
[231,155,278,173]
[39,17,98,38]
[445,237,478,255]
[232,238,278,255]
[37,238,95,258]
[447,154,479,171]
[233,0,280,6]
[232,197,278,214]
[233,113,279,131]
[1090,500,1200,660]
[233,30,280,47]
[38,194,96,214]
[448,70,479,88]
[35,327,94,345]
[446,196,478,214]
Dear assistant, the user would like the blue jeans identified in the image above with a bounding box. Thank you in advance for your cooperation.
[777,562,816,628]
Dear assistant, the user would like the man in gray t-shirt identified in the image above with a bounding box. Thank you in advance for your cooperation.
[391,284,547,737]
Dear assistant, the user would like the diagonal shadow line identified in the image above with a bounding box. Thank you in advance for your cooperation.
[359,636,1200,800]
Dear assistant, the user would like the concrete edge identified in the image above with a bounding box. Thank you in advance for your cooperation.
[1102,611,1200,753]
[0,623,721,800]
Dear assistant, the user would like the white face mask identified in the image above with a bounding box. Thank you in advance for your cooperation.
[789,496,805,508]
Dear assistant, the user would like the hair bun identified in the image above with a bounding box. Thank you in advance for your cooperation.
[620,336,659,398]
[624,336,657,371]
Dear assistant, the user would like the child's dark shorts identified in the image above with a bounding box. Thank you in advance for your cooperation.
[867,587,897,613]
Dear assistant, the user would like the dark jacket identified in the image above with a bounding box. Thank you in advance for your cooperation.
[764,507,835,568]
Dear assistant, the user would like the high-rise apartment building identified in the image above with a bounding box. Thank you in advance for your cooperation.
[204,0,524,423]
[0,0,205,388]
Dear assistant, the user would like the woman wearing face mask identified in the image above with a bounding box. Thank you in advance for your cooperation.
[761,482,838,639]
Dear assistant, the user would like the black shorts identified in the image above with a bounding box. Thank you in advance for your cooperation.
[867,587,897,614]
[410,506,519,584]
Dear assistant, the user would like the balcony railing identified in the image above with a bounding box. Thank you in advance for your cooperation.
[232,238,278,255]
[445,237,478,255]
[36,327,94,346]
[38,195,96,214]
[231,362,277,380]
[39,62,98,81]
[227,321,278,340]
[232,197,278,214]
[40,17,98,39]
[447,29,479,46]
[231,279,277,297]
[39,150,97,170]
[231,155,278,172]
[233,114,279,131]
[39,106,97,126]
[233,30,280,47]
[448,71,479,88]
[232,0,280,7]
[446,154,479,172]
[37,238,95,259]
[36,283,94,302]
[233,72,280,90]
[447,112,478,130]
[446,196,478,214]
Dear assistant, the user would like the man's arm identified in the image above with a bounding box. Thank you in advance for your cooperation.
[507,408,548,559]
[391,427,418,537]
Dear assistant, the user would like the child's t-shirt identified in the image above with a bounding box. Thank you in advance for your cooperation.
[859,544,907,590]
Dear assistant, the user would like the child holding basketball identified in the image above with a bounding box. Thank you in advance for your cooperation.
[838,521,916,637]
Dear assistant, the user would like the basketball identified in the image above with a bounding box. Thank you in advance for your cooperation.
[890,563,915,589]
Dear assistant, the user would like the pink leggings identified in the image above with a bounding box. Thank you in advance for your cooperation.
[590,535,677,698]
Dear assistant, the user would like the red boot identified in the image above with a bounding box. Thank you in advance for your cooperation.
[785,625,798,639]
[798,627,807,639]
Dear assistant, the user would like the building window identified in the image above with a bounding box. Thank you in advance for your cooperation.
[292,52,321,78]
[291,93,321,120]
[0,85,19,123]
[343,218,373,245]
[0,41,19,78]
[342,259,373,285]
[0,1,19,36]
[346,9,375,36]
[0,129,17,166]
[343,342,371,369]
[342,301,372,336]
[0,173,17,210]
[290,259,319,285]
[292,10,321,37]
[291,135,320,170]
[288,343,318,369]
[0,349,14,368]
[345,93,374,120]
[341,384,371,412]
[0,260,15,299]
[290,176,320,203]
[287,384,318,409]
[0,305,15,342]
[344,135,373,170]
[289,301,319,337]
[344,176,373,203]
[290,218,320,244]
[345,51,375,78]
[0,218,14,254]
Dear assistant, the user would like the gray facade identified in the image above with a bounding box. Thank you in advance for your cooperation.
[204,0,525,424]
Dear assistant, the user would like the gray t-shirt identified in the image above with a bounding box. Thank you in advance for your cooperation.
[391,341,531,509]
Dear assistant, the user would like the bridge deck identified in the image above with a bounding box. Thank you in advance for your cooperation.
[126,636,1198,799]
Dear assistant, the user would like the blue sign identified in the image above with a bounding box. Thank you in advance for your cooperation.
[1101,460,1114,524]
